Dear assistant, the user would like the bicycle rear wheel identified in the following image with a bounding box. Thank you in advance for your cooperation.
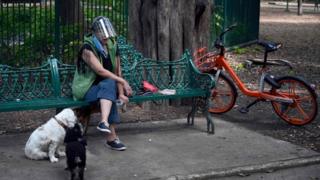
[209,72,237,114]
[271,76,318,125]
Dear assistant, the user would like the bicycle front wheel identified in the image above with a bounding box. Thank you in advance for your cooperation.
[209,72,237,114]
[271,76,318,125]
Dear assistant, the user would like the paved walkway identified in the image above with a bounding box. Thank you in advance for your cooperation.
[0,117,320,180]
[262,1,320,12]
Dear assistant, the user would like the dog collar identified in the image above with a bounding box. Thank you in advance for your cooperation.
[53,116,68,130]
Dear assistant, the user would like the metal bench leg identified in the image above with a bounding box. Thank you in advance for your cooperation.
[187,98,196,125]
[82,115,90,136]
[204,97,215,134]
[206,111,214,134]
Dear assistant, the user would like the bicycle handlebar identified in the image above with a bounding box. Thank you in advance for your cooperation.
[214,23,237,50]
[218,23,237,41]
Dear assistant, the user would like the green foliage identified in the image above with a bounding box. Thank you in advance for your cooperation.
[213,10,224,37]
[84,0,127,36]
[0,5,55,66]
[0,1,128,67]
[233,45,261,55]
[60,23,82,64]
[229,61,246,73]
[234,62,245,72]
[210,5,224,48]
[233,47,248,55]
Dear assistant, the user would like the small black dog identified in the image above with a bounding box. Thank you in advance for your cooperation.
[64,123,87,180]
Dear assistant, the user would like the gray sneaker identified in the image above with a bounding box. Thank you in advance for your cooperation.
[106,139,126,151]
[97,122,111,133]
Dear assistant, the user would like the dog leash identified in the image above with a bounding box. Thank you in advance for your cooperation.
[53,116,68,130]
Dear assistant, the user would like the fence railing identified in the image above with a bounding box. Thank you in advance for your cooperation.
[0,0,128,67]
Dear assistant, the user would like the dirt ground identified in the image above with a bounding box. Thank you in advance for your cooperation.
[0,3,319,153]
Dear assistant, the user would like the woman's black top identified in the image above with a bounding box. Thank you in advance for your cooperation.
[78,44,119,85]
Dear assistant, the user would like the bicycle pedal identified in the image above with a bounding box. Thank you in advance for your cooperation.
[265,74,281,89]
[244,60,253,69]
[239,107,249,114]
[280,102,290,113]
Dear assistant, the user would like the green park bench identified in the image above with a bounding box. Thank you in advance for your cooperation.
[0,37,216,133]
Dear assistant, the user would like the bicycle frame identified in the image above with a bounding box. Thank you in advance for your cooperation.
[214,54,294,104]
[194,24,318,125]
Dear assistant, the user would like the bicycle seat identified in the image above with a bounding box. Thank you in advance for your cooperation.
[258,41,282,53]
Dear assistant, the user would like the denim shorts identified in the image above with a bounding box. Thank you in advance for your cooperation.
[84,79,120,124]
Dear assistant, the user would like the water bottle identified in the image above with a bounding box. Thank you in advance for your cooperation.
[116,99,127,112]
[116,99,124,106]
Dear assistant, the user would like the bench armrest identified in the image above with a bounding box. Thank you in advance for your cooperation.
[186,50,215,92]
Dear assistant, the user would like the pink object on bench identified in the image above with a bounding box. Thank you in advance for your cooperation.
[143,81,158,93]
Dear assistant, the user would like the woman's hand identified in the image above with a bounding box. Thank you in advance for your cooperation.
[119,94,129,104]
[122,80,132,97]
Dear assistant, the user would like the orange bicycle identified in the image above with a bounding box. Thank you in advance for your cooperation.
[194,24,318,126]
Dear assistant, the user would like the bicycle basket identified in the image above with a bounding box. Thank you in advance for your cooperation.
[193,47,218,73]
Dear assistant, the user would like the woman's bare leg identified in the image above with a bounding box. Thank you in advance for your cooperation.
[100,99,117,140]
[107,124,117,142]
[100,99,112,126]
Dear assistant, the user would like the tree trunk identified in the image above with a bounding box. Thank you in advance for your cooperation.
[128,0,213,60]
[60,0,83,25]
[297,0,303,15]
[286,0,289,12]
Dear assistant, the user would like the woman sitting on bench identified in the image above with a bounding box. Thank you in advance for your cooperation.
[72,16,132,151]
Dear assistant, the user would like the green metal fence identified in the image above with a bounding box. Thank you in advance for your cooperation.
[0,0,128,67]
[212,0,260,47]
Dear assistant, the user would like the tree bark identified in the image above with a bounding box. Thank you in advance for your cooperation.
[60,0,83,25]
[128,0,143,52]
[286,0,289,12]
[128,0,213,60]
[297,0,303,15]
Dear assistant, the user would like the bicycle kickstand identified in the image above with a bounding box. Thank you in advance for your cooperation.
[239,99,262,114]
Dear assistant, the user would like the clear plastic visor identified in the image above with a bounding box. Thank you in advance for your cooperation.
[94,19,117,40]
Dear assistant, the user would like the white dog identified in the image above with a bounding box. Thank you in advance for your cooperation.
[25,108,77,163]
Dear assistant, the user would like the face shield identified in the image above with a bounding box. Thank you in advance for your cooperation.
[91,16,117,40]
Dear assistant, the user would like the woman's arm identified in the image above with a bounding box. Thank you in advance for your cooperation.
[115,56,132,101]
[116,56,127,102]
[82,49,125,85]
[83,49,132,97]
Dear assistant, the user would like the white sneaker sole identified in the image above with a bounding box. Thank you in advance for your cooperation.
[111,146,126,151]
[105,143,127,151]
[97,126,111,133]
